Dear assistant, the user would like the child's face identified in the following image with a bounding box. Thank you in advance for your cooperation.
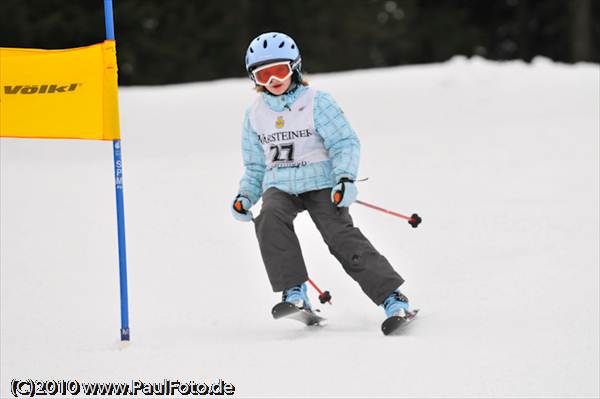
[265,76,292,96]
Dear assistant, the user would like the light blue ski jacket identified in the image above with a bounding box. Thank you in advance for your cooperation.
[238,85,360,205]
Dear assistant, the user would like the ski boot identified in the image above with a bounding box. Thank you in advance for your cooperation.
[282,283,312,310]
[380,289,418,335]
[382,289,410,318]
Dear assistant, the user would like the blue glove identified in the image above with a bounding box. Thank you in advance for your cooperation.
[231,195,253,222]
[331,178,358,207]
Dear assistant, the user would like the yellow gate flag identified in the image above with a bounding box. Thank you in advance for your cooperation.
[0,41,120,140]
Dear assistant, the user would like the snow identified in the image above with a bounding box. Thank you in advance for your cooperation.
[1,56,599,398]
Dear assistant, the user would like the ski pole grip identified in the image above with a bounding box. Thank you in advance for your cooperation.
[334,191,342,204]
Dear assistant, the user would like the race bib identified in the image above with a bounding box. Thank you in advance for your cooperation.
[249,88,329,170]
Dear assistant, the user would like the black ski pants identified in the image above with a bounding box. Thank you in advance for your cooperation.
[253,187,404,305]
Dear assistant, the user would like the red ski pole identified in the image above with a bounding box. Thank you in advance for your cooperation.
[355,200,422,228]
[307,278,332,305]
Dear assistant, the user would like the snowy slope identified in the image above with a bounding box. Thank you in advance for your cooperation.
[1,57,599,398]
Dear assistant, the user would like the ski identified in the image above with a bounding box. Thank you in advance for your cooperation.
[381,309,419,336]
[271,302,325,326]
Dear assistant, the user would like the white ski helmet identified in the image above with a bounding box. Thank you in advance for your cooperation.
[245,32,302,82]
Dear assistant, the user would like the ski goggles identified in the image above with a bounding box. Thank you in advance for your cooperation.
[251,61,293,86]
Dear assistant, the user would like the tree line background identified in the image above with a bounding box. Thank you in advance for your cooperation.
[1,0,597,86]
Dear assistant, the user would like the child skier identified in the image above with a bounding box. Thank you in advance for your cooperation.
[231,32,413,325]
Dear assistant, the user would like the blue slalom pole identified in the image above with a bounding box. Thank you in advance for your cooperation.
[103,0,130,341]
[103,0,115,40]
